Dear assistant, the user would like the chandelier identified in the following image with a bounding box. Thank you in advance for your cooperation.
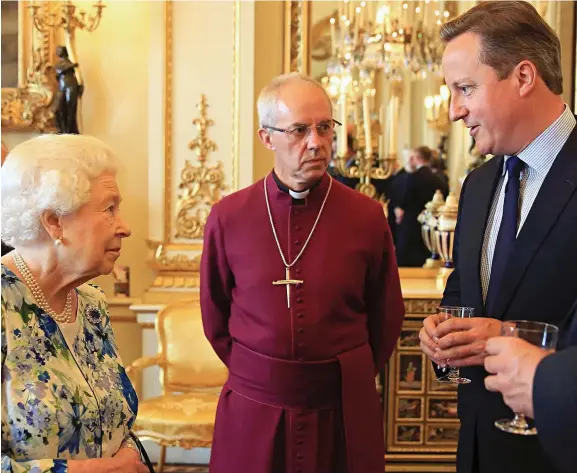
[322,1,454,208]
[325,0,455,82]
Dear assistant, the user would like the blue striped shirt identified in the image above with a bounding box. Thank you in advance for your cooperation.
[481,106,576,301]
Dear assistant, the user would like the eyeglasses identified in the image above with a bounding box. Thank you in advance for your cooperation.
[264,119,342,141]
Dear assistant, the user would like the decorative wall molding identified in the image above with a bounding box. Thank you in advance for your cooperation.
[163,0,174,243]
[175,94,227,240]
[283,1,310,74]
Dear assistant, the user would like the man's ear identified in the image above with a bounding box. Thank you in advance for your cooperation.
[40,210,63,242]
[516,60,538,98]
[258,128,275,151]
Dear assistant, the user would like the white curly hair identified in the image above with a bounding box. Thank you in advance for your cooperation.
[1,134,119,247]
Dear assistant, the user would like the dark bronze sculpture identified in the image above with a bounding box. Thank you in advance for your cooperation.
[53,46,83,134]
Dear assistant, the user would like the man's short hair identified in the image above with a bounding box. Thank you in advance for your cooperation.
[441,1,562,95]
[257,73,333,128]
[414,146,433,164]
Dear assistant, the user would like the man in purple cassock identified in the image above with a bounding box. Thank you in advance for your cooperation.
[200,72,405,473]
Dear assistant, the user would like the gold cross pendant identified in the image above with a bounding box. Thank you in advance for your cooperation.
[272,267,303,309]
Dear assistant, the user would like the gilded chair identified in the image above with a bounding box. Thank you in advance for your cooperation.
[127,299,228,472]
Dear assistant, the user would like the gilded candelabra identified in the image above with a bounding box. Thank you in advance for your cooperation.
[424,84,451,159]
[330,79,402,209]
[28,1,105,81]
[418,189,445,269]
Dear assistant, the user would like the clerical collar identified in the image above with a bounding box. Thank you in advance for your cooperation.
[271,170,321,200]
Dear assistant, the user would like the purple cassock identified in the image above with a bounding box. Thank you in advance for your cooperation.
[200,172,405,473]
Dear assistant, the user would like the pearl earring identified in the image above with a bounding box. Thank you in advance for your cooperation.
[55,238,62,247]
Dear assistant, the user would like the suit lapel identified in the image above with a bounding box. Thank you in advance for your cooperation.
[460,156,504,316]
[491,131,577,319]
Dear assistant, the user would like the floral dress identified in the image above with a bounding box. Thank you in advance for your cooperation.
[1,265,139,472]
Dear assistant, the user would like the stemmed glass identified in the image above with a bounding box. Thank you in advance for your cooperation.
[494,320,559,435]
[436,306,475,384]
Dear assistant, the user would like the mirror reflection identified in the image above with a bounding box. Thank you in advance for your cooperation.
[310,0,458,267]
[306,0,555,268]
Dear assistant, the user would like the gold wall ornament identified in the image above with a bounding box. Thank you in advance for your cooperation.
[164,0,174,243]
[147,240,202,289]
[1,1,57,132]
[174,94,227,240]
[28,0,105,134]
[283,1,311,74]
[28,0,105,74]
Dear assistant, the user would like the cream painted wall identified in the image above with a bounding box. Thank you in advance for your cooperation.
[2,2,153,300]
[76,1,153,298]
[253,1,284,182]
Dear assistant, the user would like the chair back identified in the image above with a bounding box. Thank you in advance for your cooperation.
[156,299,228,393]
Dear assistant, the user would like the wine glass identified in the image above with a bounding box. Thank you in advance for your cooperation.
[494,320,559,435]
[436,306,475,384]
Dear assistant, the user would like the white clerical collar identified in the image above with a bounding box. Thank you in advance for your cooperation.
[288,188,310,199]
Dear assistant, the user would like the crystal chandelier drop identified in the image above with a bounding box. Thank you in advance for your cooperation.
[324,0,455,84]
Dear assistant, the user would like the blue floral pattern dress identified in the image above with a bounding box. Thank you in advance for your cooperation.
[1,265,139,472]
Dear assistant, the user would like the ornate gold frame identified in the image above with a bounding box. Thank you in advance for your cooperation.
[1,1,56,132]
[283,1,311,74]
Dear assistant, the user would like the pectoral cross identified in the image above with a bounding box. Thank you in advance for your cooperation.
[272,267,303,309]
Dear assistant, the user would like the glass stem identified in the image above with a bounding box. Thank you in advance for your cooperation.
[511,414,529,429]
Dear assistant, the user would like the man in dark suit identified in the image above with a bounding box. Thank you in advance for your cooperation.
[419,2,577,473]
[484,300,577,473]
[394,146,448,266]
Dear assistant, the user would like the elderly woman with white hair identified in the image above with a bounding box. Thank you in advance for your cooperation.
[1,134,148,473]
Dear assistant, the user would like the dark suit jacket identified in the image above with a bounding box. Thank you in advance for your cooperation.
[396,166,448,266]
[441,129,577,473]
[533,300,577,473]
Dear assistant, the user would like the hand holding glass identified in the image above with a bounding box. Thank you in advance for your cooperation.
[436,306,475,384]
[494,320,559,435]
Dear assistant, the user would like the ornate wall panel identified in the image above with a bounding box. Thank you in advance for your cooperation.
[1,1,57,132]
[145,0,253,301]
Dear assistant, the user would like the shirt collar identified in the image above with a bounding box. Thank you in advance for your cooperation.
[503,105,576,177]
[271,169,321,199]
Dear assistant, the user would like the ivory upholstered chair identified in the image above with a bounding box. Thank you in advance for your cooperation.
[127,299,227,472]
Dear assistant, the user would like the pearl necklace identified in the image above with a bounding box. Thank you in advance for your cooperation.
[13,251,74,323]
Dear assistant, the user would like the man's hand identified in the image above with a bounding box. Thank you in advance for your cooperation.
[419,313,445,366]
[394,207,404,225]
[432,317,502,367]
[484,337,551,418]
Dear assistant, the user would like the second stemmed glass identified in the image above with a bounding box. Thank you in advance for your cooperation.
[436,306,475,384]
[494,320,559,435]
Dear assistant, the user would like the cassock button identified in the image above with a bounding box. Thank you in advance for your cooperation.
[297,298,303,304]
[295,240,301,246]
[295,225,302,231]
[297,313,304,318]
[298,357,304,361]
[298,327,304,333]
[296,453,303,460]
[297,424,304,431]
[296,439,304,445]
[295,268,301,275]
[297,342,304,348]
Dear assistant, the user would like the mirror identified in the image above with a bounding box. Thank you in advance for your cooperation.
[1,1,56,132]
[283,0,575,268]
